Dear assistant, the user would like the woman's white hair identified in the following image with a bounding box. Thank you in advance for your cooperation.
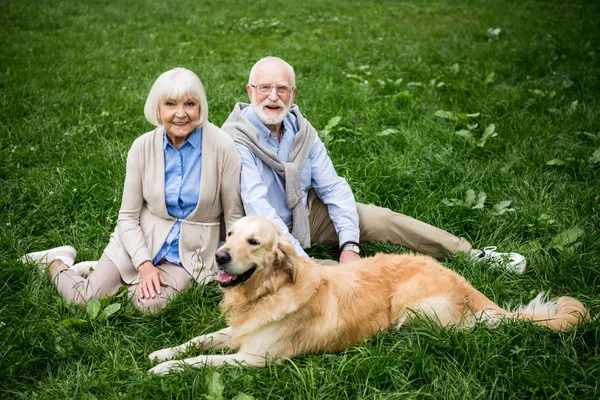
[248,56,296,88]
[144,68,209,127]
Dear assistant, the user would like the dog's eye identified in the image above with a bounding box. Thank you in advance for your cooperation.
[227,231,232,237]
[248,239,259,246]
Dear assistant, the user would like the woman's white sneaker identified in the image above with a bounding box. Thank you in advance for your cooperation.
[20,246,77,270]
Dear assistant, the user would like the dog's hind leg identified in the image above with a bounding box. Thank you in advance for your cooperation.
[148,327,237,363]
[390,275,468,329]
[149,352,267,374]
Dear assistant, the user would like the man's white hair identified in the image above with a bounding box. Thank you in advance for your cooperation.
[248,57,296,88]
[144,67,209,127]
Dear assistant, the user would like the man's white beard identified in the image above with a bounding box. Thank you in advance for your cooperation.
[251,96,292,126]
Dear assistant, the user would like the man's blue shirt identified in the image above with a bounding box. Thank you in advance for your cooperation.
[237,106,359,257]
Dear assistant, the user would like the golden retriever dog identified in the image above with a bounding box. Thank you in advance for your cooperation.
[149,216,589,374]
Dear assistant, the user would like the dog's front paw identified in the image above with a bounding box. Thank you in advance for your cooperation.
[149,348,175,363]
[148,360,184,375]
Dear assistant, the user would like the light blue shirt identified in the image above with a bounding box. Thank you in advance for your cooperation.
[153,127,202,265]
[237,106,359,258]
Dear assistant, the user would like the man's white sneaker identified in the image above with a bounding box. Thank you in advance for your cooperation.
[469,246,526,274]
[20,245,77,270]
[71,261,98,278]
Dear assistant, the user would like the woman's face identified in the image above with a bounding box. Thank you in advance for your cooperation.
[158,96,200,148]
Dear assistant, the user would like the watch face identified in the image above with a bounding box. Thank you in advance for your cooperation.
[343,244,360,254]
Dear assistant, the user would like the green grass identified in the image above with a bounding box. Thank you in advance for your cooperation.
[1,0,599,398]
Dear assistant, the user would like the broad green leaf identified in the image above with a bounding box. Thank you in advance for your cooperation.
[393,91,412,100]
[378,128,398,136]
[492,200,515,215]
[434,110,456,121]
[484,72,496,85]
[86,299,101,320]
[486,27,501,39]
[589,148,600,164]
[450,63,460,74]
[546,159,564,166]
[567,100,578,113]
[550,228,584,250]
[464,189,476,207]
[472,191,487,209]
[455,130,474,140]
[345,73,363,83]
[442,198,461,207]
[478,124,497,147]
[59,318,87,328]
[484,123,496,137]
[206,371,225,399]
[100,303,121,319]
[520,241,543,253]
[457,113,469,122]
[562,78,574,88]
[232,394,255,400]
[532,89,546,96]
[466,113,481,118]
[324,116,341,131]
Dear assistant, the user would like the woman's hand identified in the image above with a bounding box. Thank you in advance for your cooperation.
[138,261,167,299]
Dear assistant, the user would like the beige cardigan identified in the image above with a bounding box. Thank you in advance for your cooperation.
[103,123,243,284]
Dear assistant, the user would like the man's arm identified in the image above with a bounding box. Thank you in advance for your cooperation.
[309,136,361,262]
[237,143,310,258]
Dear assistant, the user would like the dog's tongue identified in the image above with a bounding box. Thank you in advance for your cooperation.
[217,270,238,283]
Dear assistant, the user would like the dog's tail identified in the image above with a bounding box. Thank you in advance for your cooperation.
[504,292,589,332]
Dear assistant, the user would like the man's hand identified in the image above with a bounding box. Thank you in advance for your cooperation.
[138,261,167,299]
[340,250,361,264]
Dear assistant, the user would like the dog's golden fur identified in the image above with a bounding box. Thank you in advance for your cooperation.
[149,216,589,374]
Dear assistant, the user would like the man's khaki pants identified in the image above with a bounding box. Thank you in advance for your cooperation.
[51,254,193,314]
[306,189,472,260]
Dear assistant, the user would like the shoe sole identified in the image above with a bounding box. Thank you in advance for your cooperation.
[20,245,77,263]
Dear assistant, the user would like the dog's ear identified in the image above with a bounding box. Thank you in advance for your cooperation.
[274,234,299,282]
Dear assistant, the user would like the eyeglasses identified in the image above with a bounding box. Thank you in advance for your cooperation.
[250,84,293,96]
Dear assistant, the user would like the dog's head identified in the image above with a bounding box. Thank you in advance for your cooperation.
[214,216,299,293]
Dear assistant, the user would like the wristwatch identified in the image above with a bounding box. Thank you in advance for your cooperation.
[341,243,361,254]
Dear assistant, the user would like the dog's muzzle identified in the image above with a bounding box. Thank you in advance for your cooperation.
[215,250,231,266]
[215,250,256,288]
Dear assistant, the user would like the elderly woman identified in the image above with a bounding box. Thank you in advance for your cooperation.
[22,68,243,313]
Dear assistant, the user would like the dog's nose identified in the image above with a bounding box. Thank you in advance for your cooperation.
[215,250,231,265]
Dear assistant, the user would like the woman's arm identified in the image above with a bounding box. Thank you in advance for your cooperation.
[116,141,153,269]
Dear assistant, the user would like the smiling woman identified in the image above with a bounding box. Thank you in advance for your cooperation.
[145,68,207,149]
[20,67,243,314]
[158,97,201,149]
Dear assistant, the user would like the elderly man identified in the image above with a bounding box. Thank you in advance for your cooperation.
[222,56,525,272]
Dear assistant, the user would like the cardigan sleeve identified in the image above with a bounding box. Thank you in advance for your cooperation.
[116,139,152,268]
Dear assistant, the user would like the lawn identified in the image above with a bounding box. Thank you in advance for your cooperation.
[1,0,599,398]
